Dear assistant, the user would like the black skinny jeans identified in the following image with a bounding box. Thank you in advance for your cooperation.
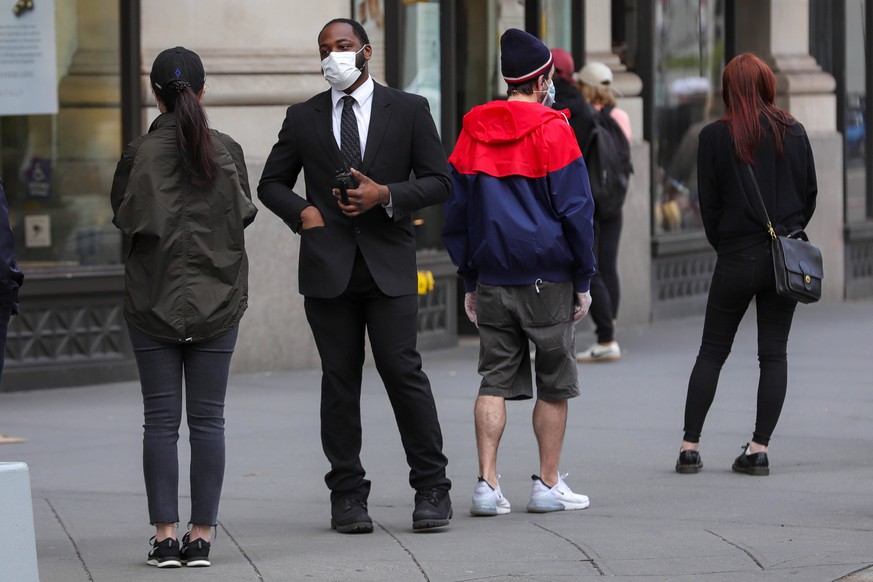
[129,325,238,526]
[682,244,797,446]
[588,212,622,343]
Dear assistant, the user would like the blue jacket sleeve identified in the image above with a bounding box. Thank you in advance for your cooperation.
[547,156,596,293]
[0,180,23,312]
[442,166,478,292]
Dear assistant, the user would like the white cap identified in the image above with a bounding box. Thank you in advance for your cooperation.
[575,62,613,88]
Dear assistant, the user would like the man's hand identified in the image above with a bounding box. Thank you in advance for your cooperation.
[464,291,478,327]
[334,168,390,217]
[573,291,591,322]
[300,205,325,230]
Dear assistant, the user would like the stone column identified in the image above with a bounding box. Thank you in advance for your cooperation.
[736,0,843,300]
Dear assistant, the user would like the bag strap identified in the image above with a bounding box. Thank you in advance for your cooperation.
[744,165,777,241]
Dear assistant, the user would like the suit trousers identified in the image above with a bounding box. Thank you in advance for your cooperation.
[304,249,450,502]
[682,245,797,446]
[129,325,238,526]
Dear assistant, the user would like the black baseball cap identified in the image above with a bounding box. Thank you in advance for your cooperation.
[150,46,205,96]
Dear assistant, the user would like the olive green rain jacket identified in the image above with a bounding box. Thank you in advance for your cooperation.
[110,112,257,343]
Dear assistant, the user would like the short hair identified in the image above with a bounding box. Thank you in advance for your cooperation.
[319,18,370,46]
[505,77,540,98]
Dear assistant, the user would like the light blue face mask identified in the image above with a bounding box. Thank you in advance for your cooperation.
[541,80,556,108]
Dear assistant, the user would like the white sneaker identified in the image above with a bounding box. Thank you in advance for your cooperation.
[470,477,511,516]
[526,473,590,512]
[576,341,621,363]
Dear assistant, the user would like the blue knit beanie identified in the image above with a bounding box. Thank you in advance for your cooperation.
[500,28,553,84]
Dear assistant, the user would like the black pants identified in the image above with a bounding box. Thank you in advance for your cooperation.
[304,250,450,502]
[682,245,797,446]
[588,212,623,343]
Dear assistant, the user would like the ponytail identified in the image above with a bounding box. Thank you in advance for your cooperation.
[162,80,218,188]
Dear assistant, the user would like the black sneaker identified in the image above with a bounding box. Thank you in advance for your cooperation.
[146,536,181,568]
[675,449,703,474]
[330,497,373,534]
[732,443,770,476]
[180,532,211,567]
[412,487,452,531]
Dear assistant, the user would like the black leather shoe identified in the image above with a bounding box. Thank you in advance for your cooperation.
[732,443,769,476]
[412,487,452,530]
[675,449,703,474]
[331,498,374,534]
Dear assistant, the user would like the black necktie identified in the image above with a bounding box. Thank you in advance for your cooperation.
[340,95,362,171]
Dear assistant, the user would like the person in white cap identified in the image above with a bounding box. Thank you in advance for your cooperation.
[574,62,632,363]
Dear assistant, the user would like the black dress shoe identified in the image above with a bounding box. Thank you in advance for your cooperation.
[675,449,703,474]
[331,497,374,534]
[732,444,769,476]
[412,487,452,530]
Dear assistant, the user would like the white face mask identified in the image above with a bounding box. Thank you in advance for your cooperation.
[321,46,366,91]
[538,79,556,108]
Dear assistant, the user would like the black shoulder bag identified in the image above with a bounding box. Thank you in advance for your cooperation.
[745,165,823,304]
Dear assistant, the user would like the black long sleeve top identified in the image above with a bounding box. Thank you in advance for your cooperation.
[697,118,818,254]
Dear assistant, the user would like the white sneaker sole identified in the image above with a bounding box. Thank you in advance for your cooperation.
[184,558,211,567]
[470,502,511,516]
[576,352,620,363]
[147,558,181,568]
[527,497,590,512]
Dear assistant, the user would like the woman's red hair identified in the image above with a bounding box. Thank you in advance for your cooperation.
[720,53,794,164]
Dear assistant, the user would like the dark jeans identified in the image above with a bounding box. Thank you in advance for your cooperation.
[682,246,797,446]
[304,250,450,502]
[129,325,238,526]
[589,212,623,343]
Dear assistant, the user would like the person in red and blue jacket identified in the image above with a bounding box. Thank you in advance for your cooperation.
[442,28,596,519]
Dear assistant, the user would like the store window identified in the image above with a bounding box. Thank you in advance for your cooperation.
[1,0,122,270]
[810,0,870,223]
[843,0,867,223]
[457,0,525,118]
[653,0,726,235]
[540,0,572,49]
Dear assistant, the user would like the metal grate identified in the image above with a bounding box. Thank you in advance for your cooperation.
[6,304,127,364]
[846,238,873,299]
[652,252,717,319]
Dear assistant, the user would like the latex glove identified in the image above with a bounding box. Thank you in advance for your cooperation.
[573,291,592,322]
[464,291,478,327]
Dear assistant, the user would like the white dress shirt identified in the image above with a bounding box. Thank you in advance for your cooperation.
[330,77,392,210]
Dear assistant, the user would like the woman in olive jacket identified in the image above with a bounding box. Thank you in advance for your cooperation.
[111,47,256,568]
[675,53,817,477]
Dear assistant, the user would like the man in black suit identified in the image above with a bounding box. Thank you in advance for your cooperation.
[258,18,452,533]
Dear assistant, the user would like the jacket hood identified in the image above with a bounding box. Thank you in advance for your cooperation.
[461,100,570,144]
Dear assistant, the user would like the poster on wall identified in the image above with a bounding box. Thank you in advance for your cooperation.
[0,0,58,115]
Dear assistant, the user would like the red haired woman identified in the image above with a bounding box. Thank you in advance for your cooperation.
[675,53,817,476]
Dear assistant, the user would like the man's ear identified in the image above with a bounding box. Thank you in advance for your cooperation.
[363,43,373,62]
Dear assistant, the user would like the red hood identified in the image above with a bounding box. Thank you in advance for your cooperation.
[461,100,571,144]
[449,100,580,179]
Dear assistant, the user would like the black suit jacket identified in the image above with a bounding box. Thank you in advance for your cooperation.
[258,82,450,298]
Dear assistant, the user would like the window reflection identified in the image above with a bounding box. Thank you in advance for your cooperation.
[1,0,122,269]
[844,0,867,223]
[400,0,442,131]
[541,0,572,49]
[398,0,443,250]
[654,0,725,235]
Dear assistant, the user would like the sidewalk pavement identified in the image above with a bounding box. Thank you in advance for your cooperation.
[0,299,872,582]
